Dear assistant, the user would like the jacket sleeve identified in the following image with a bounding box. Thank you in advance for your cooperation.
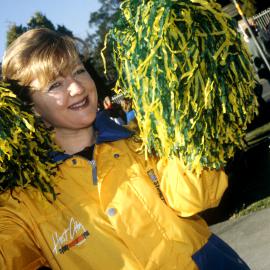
[0,211,48,270]
[155,156,228,217]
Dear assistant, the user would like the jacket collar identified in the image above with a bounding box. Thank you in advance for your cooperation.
[94,110,133,143]
[52,110,133,163]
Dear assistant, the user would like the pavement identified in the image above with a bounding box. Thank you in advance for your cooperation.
[211,207,270,270]
[208,78,270,270]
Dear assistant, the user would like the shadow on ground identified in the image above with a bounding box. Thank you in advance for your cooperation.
[202,93,270,225]
[202,137,270,225]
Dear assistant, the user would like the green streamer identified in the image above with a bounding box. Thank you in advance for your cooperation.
[104,0,258,172]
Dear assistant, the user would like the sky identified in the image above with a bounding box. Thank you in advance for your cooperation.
[0,0,101,59]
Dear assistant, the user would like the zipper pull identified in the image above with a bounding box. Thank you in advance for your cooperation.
[89,160,97,185]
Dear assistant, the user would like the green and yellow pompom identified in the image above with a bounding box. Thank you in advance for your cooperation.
[0,81,59,199]
[104,0,258,173]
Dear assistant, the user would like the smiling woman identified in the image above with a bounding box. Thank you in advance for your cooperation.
[3,28,98,154]
[30,64,97,138]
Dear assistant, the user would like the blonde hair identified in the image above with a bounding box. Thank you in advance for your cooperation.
[2,28,81,89]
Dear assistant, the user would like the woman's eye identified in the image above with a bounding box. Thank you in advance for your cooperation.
[74,68,86,76]
[48,81,62,92]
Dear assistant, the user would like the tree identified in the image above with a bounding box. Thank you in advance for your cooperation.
[86,0,121,83]
[6,24,27,47]
[88,0,120,48]
[6,12,74,47]
[56,25,73,36]
[27,12,56,30]
[6,12,95,59]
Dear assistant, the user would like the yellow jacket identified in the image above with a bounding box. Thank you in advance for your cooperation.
[0,135,232,270]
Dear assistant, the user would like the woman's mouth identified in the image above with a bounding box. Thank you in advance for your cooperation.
[69,96,89,110]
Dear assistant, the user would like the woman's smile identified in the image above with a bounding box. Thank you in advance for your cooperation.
[68,96,89,110]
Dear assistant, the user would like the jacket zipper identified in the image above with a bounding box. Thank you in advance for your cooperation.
[73,145,97,185]
[89,160,98,185]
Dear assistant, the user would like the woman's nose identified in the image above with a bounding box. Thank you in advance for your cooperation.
[67,79,84,96]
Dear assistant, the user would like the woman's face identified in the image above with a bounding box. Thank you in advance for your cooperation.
[31,63,98,131]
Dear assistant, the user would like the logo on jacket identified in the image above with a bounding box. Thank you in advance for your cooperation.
[52,217,90,254]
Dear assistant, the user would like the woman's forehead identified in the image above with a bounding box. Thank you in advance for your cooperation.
[30,59,83,89]
[32,58,82,88]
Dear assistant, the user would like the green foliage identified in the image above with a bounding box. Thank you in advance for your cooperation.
[27,12,56,30]
[6,24,27,47]
[6,12,74,47]
[233,197,270,218]
[56,25,73,36]
[87,0,121,83]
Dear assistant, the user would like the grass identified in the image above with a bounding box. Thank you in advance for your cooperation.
[231,196,270,219]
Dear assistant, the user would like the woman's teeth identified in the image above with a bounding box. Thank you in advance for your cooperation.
[70,98,87,109]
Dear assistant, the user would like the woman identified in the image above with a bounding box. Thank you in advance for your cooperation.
[0,28,250,269]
